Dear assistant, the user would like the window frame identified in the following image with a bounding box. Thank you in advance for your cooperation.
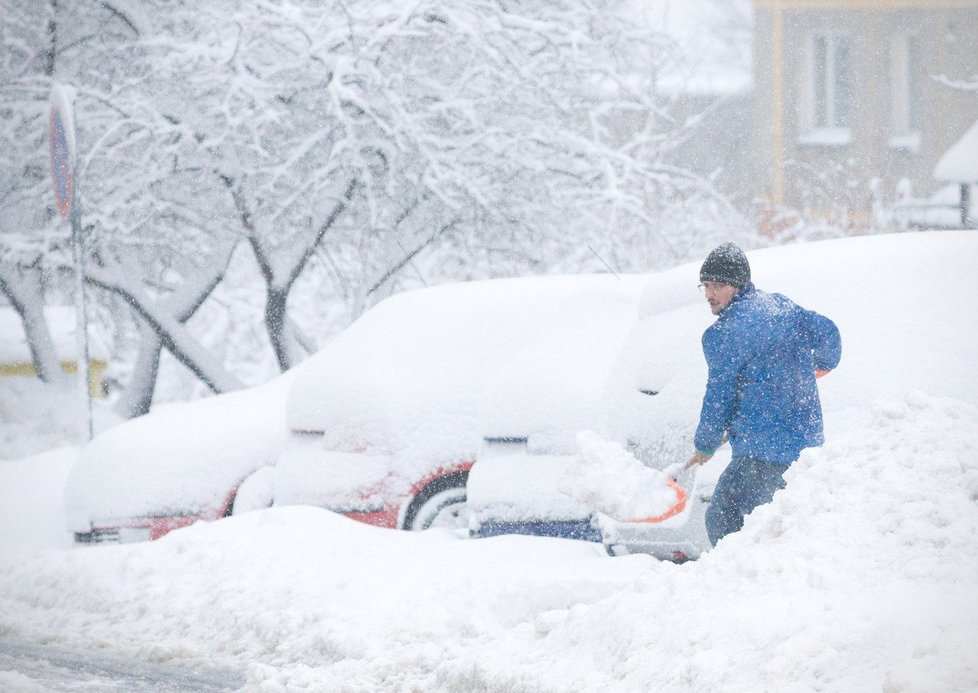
[889,32,922,151]
[798,32,853,146]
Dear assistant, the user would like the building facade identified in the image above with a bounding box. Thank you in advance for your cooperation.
[753,0,978,227]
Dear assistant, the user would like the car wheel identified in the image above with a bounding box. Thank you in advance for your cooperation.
[402,471,469,531]
[230,466,275,515]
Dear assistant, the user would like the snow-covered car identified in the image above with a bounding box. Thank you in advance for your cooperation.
[273,275,647,530]
[68,231,976,551]
[66,372,296,543]
[467,231,978,560]
[65,274,647,541]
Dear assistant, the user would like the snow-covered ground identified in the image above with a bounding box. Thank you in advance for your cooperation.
[3,400,977,691]
[2,391,976,691]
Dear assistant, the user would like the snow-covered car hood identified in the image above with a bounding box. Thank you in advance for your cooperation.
[65,371,296,531]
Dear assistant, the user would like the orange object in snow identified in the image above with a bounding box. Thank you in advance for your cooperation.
[815,369,831,378]
[628,478,688,524]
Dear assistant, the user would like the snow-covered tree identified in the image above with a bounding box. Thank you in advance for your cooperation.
[2,0,747,412]
[1,1,247,402]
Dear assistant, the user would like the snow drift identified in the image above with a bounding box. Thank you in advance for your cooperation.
[1,394,976,691]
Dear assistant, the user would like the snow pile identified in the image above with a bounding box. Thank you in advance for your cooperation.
[0,506,653,686]
[427,393,978,692]
[466,453,595,523]
[0,379,117,459]
[286,275,644,489]
[0,448,76,556]
[559,431,681,522]
[477,282,643,451]
[603,301,710,468]
[273,446,396,509]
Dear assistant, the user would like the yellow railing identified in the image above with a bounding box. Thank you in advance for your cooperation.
[0,360,107,397]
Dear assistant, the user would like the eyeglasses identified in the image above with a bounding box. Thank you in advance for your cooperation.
[698,282,719,293]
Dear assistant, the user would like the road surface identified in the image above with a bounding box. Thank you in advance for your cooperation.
[0,640,243,692]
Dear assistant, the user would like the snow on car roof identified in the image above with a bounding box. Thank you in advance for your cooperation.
[287,274,648,465]
[478,280,645,450]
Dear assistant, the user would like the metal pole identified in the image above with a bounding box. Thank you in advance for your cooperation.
[71,196,93,441]
[961,183,970,228]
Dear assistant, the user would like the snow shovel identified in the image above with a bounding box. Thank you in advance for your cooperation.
[620,462,688,524]
[564,432,694,525]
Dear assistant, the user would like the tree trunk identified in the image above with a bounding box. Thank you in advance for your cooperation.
[0,263,67,384]
[114,325,162,419]
[82,264,244,395]
[232,177,358,374]
[45,0,58,77]
[265,286,291,373]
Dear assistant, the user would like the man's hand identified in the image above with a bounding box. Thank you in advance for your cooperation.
[684,450,713,470]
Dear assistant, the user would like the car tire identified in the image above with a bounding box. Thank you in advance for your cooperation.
[402,471,469,531]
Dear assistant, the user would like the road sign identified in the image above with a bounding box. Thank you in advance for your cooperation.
[48,83,93,440]
[49,83,77,217]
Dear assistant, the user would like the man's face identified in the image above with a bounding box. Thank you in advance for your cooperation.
[701,281,739,315]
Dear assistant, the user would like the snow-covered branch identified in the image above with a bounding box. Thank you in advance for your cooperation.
[80,249,244,395]
[933,73,978,93]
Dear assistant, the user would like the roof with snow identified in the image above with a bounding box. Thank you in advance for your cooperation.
[934,118,978,182]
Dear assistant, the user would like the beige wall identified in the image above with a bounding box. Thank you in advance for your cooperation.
[754,1,978,220]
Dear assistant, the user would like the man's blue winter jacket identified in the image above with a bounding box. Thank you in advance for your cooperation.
[694,283,842,464]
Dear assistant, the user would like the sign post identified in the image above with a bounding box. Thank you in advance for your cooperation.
[49,82,93,441]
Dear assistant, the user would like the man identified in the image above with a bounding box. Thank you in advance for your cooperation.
[685,243,841,546]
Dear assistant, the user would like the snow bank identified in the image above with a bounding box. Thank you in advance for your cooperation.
[427,393,978,692]
[0,448,76,558]
[0,506,652,684]
[1,394,974,691]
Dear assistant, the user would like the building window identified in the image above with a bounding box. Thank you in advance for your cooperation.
[799,34,852,145]
[890,34,921,150]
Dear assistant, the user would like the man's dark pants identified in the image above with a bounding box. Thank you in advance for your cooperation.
[705,456,789,546]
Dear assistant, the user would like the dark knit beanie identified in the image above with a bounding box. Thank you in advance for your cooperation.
[699,243,750,288]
